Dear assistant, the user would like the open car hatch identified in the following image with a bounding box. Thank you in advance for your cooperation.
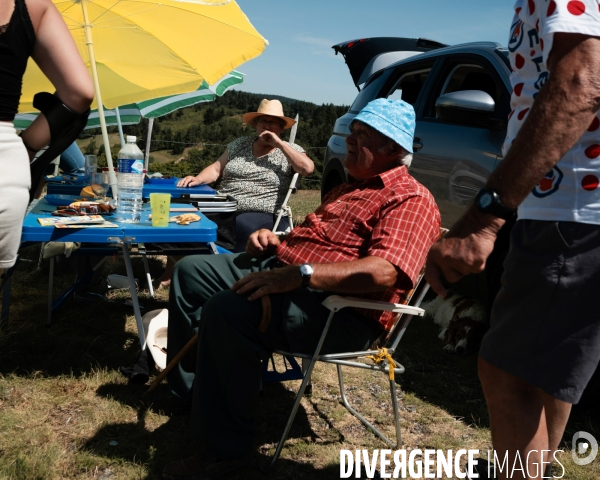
[333,37,447,90]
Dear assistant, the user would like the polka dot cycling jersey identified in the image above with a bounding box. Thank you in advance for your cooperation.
[507,0,600,225]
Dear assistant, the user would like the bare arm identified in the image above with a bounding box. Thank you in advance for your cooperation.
[232,255,399,301]
[425,33,600,296]
[177,149,229,187]
[259,131,314,176]
[241,229,399,300]
[21,0,94,155]
[491,33,600,208]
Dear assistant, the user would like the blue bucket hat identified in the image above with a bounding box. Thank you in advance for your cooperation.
[352,98,415,153]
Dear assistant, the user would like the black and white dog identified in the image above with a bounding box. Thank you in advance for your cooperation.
[423,291,487,355]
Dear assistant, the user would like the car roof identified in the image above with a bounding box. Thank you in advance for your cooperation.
[359,41,508,88]
[382,41,505,71]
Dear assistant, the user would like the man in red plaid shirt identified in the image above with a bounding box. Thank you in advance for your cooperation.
[163,98,440,480]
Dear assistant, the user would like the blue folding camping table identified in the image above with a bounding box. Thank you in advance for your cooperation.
[12,197,220,350]
[46,176,218,198]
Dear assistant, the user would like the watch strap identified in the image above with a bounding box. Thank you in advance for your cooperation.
[475,188,515,220]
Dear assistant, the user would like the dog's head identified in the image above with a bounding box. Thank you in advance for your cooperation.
[442,316,488,355]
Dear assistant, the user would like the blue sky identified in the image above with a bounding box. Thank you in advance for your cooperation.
[234,0,515,106]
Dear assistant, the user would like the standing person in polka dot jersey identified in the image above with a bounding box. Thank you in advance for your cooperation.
[427,0,600,477]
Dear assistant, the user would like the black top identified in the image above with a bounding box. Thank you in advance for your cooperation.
[0,0,36,121]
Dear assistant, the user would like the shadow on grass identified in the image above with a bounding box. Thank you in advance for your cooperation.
[393,311,489,429]
[0,245,168,377]
[394,302,600,450]
[87,381,340,479]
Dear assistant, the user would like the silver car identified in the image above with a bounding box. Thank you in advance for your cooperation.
[323,37,512,301]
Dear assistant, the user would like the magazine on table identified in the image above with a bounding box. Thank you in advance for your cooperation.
[37,215,118,228]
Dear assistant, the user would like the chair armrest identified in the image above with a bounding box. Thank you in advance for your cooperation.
[321,295,424,316]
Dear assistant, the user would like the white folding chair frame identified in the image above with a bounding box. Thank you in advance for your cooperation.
[265,279,431,471]
[273,172,299,235]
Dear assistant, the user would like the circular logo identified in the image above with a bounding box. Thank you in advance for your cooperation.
[509,18,524,53]
[572,431,598,466]
[532,166,563,198]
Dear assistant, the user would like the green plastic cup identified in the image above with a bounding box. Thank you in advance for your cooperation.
[150,193,171,227]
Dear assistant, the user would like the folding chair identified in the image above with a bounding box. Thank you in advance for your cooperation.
[264,228,447,470]
[273,113,300,235]
[272,172,299,235]
[261,171,306,383]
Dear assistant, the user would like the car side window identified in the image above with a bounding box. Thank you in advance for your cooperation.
[425,62,507,120]
[386,69,431,106]
[440,64,499,103]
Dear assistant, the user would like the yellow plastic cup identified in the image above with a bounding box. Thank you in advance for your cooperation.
[150,193,171,227]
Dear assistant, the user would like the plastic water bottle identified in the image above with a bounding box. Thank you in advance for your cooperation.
[115,136,144,223]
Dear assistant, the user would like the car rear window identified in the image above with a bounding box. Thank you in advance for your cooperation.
[349,69,392,113]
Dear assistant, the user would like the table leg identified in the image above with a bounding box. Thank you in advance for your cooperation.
[37,242,46,270]
[122,244,146,351]
[47,256,54,326]
[139,244,154,298]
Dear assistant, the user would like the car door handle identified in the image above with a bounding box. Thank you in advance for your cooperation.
[413,138,423,152]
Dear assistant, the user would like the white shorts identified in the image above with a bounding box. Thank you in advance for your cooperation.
[0,123,31,269]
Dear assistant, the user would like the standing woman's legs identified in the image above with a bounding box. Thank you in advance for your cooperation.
[0,123,31,273]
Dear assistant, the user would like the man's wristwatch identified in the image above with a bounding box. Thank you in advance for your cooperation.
[299,263,314,287]
[474,188,516,220]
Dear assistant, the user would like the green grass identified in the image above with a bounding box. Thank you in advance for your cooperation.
[0,194,598,479]
[288,190,322,225]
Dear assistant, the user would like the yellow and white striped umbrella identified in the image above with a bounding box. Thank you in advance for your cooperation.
[20,0,266,112]
[19,0,266,195]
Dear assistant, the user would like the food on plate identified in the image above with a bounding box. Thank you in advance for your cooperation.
[98,203,116,213]
[80,184,106,198]
[170,213,201,225]
[52,201,115,216]
[91,183,107,197]
[80,185,95,197]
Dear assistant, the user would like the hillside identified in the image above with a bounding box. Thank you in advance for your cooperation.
[80,90,349,190]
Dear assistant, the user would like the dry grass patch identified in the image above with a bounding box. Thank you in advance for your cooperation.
[0,231,598,478]
[288,190,321,225]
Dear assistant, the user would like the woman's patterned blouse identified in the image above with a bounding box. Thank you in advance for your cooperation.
[218,136,305,214]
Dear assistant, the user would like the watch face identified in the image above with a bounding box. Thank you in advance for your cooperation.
[479,192,493,209]
[300,264,313,275]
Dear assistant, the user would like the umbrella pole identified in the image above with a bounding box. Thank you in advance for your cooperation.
[115,107,126,149]
[81,0,119,199]
[144,117,154,172]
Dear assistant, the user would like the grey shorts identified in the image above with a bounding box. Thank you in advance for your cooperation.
[480,219,600,404]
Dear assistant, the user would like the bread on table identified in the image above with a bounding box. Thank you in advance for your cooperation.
[80,185,95,197]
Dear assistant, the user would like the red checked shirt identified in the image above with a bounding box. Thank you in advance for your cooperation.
[276,165,440,330]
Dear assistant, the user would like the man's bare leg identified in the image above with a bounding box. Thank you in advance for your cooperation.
[478,357,571,479]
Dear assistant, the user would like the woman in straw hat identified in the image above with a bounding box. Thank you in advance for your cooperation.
[155,100,314,288]
[178,99,314,251]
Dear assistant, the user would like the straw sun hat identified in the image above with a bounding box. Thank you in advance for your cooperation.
[242,99,296,130]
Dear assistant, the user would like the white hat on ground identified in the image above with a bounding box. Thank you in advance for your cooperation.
[142,309,169,370]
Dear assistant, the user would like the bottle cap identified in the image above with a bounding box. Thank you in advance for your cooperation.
[126,135,137,143]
